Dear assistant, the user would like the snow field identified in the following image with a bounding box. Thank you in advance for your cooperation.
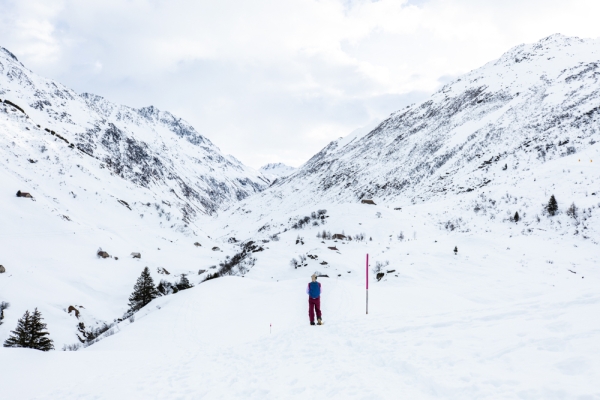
[3,187,600,399]
[1,242,599,399]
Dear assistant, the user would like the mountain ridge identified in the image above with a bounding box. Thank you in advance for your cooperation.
[0,46,268,220]
[229,34,599,216]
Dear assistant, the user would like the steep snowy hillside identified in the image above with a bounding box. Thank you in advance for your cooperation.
[259,162,296,181]
[0,46,268,346]
[234,34,600,215]
[0,47,268,219]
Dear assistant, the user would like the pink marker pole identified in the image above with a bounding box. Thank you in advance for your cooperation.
[366,253,369,315]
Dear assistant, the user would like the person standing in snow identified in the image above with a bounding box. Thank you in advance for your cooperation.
[307,273,323,325]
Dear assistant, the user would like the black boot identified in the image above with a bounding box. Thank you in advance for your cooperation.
[310,321,315,325]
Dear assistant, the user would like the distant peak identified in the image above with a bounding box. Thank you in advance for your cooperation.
[493,33,589,68]
[259,163,296,179]
[80,92,105,101]
[0,47,19,62]
[260,162,295,171]
[539,33,579,43]
[138,105,160,119]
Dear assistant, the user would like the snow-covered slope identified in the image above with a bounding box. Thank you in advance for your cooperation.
[0,45,268,347]
[259,162,296,181]
[239,34,600,214]
[0,46,268,219]
[2,202,599,399]
[1,35,600,399]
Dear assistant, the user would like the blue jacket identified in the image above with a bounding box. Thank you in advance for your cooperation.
[306,281,322,299]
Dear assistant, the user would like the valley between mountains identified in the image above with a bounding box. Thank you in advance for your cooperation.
[1,34,599,399]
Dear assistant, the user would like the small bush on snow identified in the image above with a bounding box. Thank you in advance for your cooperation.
[62,343,81,351]
[373,260,389,274]
[566,202,578,219]
[0,301,9,325]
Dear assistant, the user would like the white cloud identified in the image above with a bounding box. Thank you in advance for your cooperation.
[1,0,600,168]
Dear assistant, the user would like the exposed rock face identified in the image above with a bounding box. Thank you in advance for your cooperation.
[0,47,268,218]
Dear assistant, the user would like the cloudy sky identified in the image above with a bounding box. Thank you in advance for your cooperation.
[2,0,600,168]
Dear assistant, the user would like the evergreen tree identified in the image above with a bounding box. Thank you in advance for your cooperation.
[547,195,558,216]
[4,310,31,348]
[514,211,520,222]
[128,267,160,312]
[176,274,194,291]
[3,308,54,351]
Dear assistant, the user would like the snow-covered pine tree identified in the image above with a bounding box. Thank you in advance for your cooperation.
[176,274,193,291]
[514,211,520,222]
[128,267,160,313]
[547,195,558,216]
[3,308,54,351]
[3,310,30,348]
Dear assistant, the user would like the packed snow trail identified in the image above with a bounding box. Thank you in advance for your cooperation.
[2,274,599,399]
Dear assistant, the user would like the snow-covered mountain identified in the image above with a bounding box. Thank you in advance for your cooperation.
[0,45,268,348]
[259,162,296,181]
[0,46,268,221]
[237,34,599,213]
[1,35,600,399]
[214,33,599,270]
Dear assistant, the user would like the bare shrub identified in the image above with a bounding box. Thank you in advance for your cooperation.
[290,258,299,269]
[566,202,578,219]
[0,301,9,325]
[62,343,81,351]
[373,260,389,274]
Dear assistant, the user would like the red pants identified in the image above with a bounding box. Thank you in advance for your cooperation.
[309,297,322,322]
